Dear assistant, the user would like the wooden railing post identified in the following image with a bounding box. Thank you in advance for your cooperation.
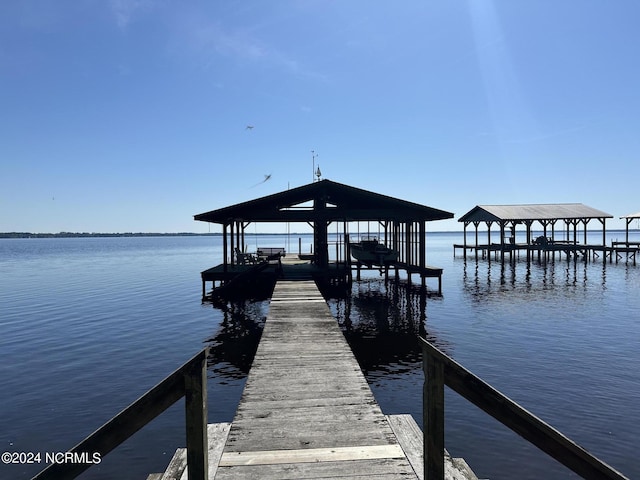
[31,348,211,480]
[184,347,209,480]
[422,341,444,480]
[418,337,630,480]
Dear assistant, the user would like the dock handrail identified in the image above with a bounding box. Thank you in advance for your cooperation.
[32,347,209,480]
[418,337,629,480]
[208,259,271,301]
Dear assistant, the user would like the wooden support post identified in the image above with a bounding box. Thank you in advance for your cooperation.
[419,221,426,270]
[404,222,413,266]
[525,221,530,262]
[184,350,209,480]
[625,218,630,245]
[500,221,505,262]
[423,343,444,480]
[486,222,492,263]
[550,221,555,261]
[474,222,480,260]
[462,223,467,259]
[222,224,228,274]
[230,221,235,265]
[241,222,247,252]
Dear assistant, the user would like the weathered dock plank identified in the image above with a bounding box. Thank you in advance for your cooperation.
[159,423,232,480]
[214,280,420,479]
[161,448,186,480]
[219,444,406,466]
[386,414,479,480]
[214,458,417,480]
[152,280,480,480]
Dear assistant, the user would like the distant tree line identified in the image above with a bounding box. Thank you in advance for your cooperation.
[0,232,221,239]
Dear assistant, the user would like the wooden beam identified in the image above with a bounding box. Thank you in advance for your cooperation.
[423,343,444,480]
[219,445,405,466]
[223,223,228,274]
[185,352,209,480]
[32,348,210,480]
[418,338,629,480]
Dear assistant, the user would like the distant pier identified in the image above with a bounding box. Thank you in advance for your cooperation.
[453,241,640,265]
[454,203,640,265]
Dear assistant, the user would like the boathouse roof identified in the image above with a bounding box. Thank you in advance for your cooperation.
[458,204,613,224]
[621,211,640,219]
[195,179,453,224]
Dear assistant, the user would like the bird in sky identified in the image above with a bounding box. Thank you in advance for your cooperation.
[246,125,254,130]
[250,174,271,187]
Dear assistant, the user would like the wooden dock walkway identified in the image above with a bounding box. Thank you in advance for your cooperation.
[151,280,478,479]
[215,280,417,479]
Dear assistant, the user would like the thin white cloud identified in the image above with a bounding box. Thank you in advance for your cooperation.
[110,0,152,30]
[208,24,266,59]
[174,13,327,81]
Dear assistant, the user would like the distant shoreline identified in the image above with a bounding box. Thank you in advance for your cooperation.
[1,229,637,239]
[0,232,221,239]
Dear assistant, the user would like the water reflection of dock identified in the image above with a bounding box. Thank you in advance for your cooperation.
[204,300,268,378]
[461,256,608,300]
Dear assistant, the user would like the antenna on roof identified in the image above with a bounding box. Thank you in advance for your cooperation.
[311,150,318,182]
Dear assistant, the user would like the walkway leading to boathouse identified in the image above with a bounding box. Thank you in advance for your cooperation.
[149,280,478,480]
[214,280,417,478]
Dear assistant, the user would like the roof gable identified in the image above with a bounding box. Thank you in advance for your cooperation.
[621,211,640,219]
[195,179,453,224]
[459,203,613,223]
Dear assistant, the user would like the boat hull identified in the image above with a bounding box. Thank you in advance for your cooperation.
[350,243,398,266]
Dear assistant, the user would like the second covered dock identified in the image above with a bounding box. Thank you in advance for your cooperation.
[454,203,614,262]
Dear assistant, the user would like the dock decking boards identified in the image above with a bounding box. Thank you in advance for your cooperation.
[214,280,418,479]
[153,280,480,479]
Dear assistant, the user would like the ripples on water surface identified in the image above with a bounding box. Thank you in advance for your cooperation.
[1,233,638,479]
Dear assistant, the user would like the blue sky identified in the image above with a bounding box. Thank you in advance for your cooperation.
[2,1,639,233]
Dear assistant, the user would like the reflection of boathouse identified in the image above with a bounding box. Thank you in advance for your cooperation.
[194,179,453,298]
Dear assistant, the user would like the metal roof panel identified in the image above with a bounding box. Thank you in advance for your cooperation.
[459,203,613,223]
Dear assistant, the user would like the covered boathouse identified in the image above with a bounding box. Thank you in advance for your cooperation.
[619,211,640,245]
[455,203,613,261]
[613,211,640,264]
[194,179,453,298]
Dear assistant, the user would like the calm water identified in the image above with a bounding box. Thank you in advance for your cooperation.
[0,233,638,479]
